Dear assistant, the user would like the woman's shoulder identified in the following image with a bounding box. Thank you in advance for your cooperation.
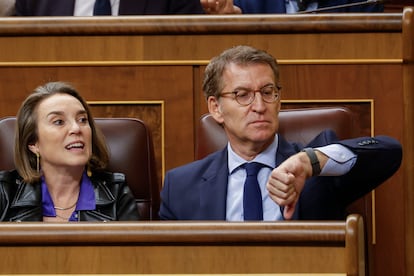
[0,170,22,183]
[91,171,126,184]
[90,171,132,200]
[0,170,27,198]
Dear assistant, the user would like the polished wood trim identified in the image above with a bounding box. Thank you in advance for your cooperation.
[346,215,366,276]
[0,274,347,276]
[0,61,211,66]
[0,221,348,245]
[403,7,414,62]
[402,6,414,276]
[0,59,402,67]
[0,14,402,35]
[280,59,402,64]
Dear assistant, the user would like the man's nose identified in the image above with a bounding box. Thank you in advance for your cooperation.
[251,91,266,110]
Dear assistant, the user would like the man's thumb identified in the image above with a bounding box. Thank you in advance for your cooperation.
[283,203,297,220]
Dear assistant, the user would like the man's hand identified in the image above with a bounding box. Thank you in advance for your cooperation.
[266,150,327,219]
[201,0,242,14]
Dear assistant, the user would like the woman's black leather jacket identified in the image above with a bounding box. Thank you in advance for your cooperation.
[0,170,140,221]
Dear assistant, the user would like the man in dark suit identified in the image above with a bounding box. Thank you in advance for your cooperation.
[159,45,402,221]
[15,0,204,16]
[201,0,382,13]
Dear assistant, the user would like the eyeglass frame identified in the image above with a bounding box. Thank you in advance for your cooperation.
[219,84,282,106]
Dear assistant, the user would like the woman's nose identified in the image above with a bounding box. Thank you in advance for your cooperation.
[69,121,81,133]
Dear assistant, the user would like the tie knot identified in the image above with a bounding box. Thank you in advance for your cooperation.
[244,162,263,176]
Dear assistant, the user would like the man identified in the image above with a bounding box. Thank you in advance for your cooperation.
[159,45,402,221]
[14,0,204,16]
[201,0,383,14]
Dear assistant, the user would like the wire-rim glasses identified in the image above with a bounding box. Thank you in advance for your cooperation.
[219,84,281,106]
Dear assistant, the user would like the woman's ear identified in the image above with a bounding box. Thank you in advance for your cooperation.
[28,143,38,155]
[207,96,224,124]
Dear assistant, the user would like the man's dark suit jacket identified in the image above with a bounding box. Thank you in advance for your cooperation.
[15,0,204,16]
[159,130,402,220]
[233,0,383,13]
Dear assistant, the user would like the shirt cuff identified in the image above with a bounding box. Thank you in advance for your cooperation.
[315,144,357,176]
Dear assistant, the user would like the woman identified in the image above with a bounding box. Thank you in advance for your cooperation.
[0,81,139,221]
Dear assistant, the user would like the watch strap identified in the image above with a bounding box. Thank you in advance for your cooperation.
[301,147,321,176]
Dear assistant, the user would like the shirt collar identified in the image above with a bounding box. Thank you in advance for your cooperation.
[227,134,278,174]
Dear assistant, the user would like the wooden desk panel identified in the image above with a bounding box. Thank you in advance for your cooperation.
[0,215,363,275]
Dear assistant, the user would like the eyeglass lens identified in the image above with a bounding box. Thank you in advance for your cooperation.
[235,85,279,105]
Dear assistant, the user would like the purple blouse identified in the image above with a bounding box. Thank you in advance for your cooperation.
[42,171,95,221]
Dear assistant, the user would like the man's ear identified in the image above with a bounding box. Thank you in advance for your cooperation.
[207,96,224,124]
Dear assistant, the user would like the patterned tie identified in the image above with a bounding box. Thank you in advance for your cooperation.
[243,162,264,220]
[93,0,112,15]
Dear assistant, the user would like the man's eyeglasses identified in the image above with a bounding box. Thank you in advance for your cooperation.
[219,84,281,106]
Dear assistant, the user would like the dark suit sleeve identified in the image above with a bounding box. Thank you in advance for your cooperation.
[317,0,384,12]
[14,0,75,16]
[294,131,402,220]
[335,135,402,204]
[159,150,228,220]
[159,171,178,220]
[306,131,402,200]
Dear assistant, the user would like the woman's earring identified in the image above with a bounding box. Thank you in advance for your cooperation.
[36,152,40,173]
[87,164,92,177]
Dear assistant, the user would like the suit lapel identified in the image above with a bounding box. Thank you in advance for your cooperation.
[276,135,298,167]
[199,149,229,220]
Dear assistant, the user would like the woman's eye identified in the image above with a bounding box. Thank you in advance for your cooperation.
[79,117,89,124]
[53,119,63,125]
[79,117,89,125]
